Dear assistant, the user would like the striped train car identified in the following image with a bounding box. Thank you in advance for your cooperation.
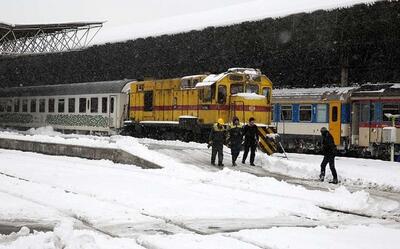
[350,83,400,157]
[271,87,356,153]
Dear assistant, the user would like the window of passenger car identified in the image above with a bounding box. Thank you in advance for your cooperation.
[39,99,45,113]
[68,98,75,113]
[79,98,86,113]
[91,97,98,113]
[14,99,20,112]
[30,99,37,113]
[58,99,65,113]
[0,100,5,112]
[316,104,328,122]
[22,99,28,112]
[299,105,312,122]
[383,103,400,121]
[281,105,292,121]
[102,97,108,113]
[4,99,12,112]
[48,98,55,113]
[360,103,370,122]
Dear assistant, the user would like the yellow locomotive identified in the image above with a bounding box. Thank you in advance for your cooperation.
[125,68,277,154]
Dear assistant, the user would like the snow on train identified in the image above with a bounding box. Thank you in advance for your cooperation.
[0,68,278,154]
[272,83,400,159]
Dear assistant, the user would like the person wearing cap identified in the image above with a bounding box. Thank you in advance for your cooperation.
[227,116,242,166]
[242,117,259,166]
[319,127,338,184]
[208,118,227,167]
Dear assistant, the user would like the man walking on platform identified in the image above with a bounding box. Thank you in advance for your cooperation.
[242,117,258,166]
[319,127,338,184]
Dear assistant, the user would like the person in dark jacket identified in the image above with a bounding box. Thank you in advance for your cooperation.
[242,117,259,166]
[319,127,338,184]
[208,118,226,167]
[227,116,242,166]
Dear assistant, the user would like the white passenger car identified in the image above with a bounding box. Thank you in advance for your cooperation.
[0,80,133,134]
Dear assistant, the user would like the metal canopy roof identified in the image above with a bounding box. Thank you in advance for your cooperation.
[0,79,133,98]
[0,21,103,55]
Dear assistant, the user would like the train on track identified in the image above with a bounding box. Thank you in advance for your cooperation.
[272,83,400,160]
[0,67,399,159]
[0,68,278,154]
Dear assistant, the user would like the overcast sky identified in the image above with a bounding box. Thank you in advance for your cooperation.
[1,0,375,44]
[1,0,252,27]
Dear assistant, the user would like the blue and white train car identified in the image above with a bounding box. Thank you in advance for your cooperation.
[272,87,356,153]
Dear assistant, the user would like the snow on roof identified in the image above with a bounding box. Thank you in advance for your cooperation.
[390,83,400,89]
[233,93,266,100]
[195,73,225,88]
[181,75,206,80]
[273,87,356,98]
[228,68,261,76]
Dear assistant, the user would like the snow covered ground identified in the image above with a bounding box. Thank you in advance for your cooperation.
[0,128,399,248]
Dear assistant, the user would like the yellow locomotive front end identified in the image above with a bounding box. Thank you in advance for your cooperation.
[195,68,272,126]
[126,68,277,154]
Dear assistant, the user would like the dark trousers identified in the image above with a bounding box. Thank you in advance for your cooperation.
[231,145,241,163]
[242,143,256,164]
[211,144,223,165]
[320,155,337,180]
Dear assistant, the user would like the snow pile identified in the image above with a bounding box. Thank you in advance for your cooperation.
[228,225,400,249]
[0,221,142,249]
[27,126,62,136]
[260,153,400,191]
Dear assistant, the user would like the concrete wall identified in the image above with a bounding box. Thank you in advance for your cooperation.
[0,138,161,169]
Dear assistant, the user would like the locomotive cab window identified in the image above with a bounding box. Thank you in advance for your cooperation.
[299,105,312,122]
[199,85,215,102]
[246,84,259,94]
[230,83,244,94]
[262,87,271,103]
[217,85,227,104]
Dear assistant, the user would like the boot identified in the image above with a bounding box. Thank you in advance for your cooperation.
[329,178,338,184]
[319,174,325,182]
[232,162,237,167]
